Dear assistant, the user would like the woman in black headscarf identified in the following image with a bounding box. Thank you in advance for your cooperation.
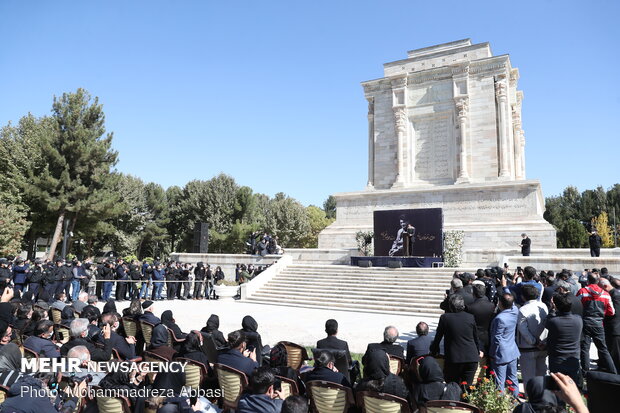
[13,304,32,331]
[22,308,48,337]
[412,356,460,410]
[60,306,75,328]
[0,343,22,388]
[178,331,211,372]
[102,299,117,315]
[161,310,187,340]
[149,323,176,361]
[123,298,143,320]
[201,314,226,348]
[241,315,264,365]
[513,377,559,413]
[356,350,409,400]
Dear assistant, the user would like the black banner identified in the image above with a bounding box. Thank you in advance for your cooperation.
[373,208,443,257]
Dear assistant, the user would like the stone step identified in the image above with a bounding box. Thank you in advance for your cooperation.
[284,265,459,274]
[245,296,445,315]
[269,277,451,288]
[259,285,445,300]
[263,280,449,292]
[278,271,454,280]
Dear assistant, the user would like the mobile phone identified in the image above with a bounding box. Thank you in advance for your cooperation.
[543,375,559,391]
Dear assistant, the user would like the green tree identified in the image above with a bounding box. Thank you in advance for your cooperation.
[165,185,185,252]
[265,193,310,247]
[24,89,118,259]
[323,195,337,219]
[558,219,588,248]
[0,204,30,256]
[300,205,334,248]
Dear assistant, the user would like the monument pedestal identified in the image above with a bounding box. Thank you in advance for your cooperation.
[318,180,556,251]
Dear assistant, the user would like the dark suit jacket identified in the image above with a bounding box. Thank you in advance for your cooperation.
[466,297,496,352]
[440,289,475,312]
[218,348,259,377]
[316,335,352,365]
[139,312,161,326]
[303,366,351,388]
[60,337,112,361]
[362,341,404,366]
[405,335,432,364]
[430,311,480,364]
[110,331,136,360]
[24,336,61,358]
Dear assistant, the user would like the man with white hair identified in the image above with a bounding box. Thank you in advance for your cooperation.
[60,318,112,361]
[362,325,404,366]
[138,300,161,325]
[67,345,106,385]
[72,291,89,313]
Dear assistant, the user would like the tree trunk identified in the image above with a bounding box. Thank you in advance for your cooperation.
[47,209,65,260]
[65,213,78,255]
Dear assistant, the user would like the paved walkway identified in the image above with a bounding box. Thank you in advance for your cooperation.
[104,299,439,354]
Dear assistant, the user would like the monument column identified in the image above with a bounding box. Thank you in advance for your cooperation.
[366,96,375,189]
[455,96,470,183]
[512,105,524,180]
[391,76,408,188]
[495,76,511,179]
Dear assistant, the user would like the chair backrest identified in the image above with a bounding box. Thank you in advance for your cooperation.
[176,357,207,392]
[96,392,132,413]
[50,307,62,324]
[214,363,248,410]
[306,380,354,413]
[143,351,168,383]
[122,317,138,338]
[276,375,299,400]
[388,355,405,376]
[278,341,309,370]
[425,400,481,413]
[200,332,219,364]
[586,370,620,413]
[23,346,39,361]
[356,390,411,413]
[312,348,350,383]
[55,324,71,344]
[0,385,9,404]
[140,321,154,347]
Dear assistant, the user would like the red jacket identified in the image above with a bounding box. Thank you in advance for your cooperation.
[577,284,615,321]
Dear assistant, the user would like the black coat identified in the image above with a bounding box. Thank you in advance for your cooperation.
[405,335,432,365]
[466,297,496,352]
[303,366,351,388]
[521,237,531,255]
[604,288,620,337]
[60,336,113,361]
[430,311,480,363]
[316,335,352,364]
[545,312,582,361]
[110,331,136,360]
[362,341,404,366]
[23,336,61,358]
[218,348,259,377]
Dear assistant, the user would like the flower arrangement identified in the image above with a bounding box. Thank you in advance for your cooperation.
[355,230,374,256]
[216,279,239,287]
[462,368,518,413]
[443,230,464,267]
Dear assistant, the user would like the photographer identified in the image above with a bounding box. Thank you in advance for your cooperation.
[237,366,284,413]
[0,373,84,413]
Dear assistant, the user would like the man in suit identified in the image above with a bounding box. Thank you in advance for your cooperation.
[302,349,351,387]
[316,319,351,365]
[545,293,583,383]
[440,278,474,312]
[362,326,404,366]
[218,330,259,377]
[72,291,89,314]
[60,318,113,361]
[466,283,496,355]
[431,294,482,385]
[602,276,620,372]
[138,300,161,325]
[489,293,520,396]
[405,322,432,365]
[103,313,136,360]
[520,233,531,256]
[23,320,61,358]
[589,230,602,257]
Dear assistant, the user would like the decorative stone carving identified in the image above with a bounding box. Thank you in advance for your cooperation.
[455,97,470,182]
[495,76,510,178]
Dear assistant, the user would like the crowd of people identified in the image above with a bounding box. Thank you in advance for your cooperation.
[245,232,283,256]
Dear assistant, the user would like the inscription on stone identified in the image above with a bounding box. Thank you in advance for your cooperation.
[413,114,451,182]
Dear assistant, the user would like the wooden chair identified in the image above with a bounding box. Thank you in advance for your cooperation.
[122,317,138,338]
[95,391,133,413]
[140,320,155,348]
[356,390,411,413]
[312,348,351,383]
[23,346,39,361]
[166,327,186,347]
[276,375,299,400]
[0,384,9,404]
[425,400,482,413]
[214,363,248,411]
[278,341,310,370]
[143,351,168,383]
[175,357,208,392]
[34,304,47,313]
[388,355,405,376]
[306,380,355,413]
[50,307,62,324]
[54,324,71,344]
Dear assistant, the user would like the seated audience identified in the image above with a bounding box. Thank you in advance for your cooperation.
[72,291,89,314]
[161,309,187,339]
[24,320,61,358]
[411,356,460,411]
[303,349,350,388]
[406,321,432,364]
[201,313,227,348]
[0,343,23,388]
[356,349,408,400]
[242,315,263,356]
[21,308,49,337]
[177,331,210,370]
[362,325,404,367]
[513,376,558,413]
[59,306,75,328]
[281,395,308,413]
[105,313,136,360]
[316,319,352,365]
[139,300,161,325]
[237,366,284,413]
[149,323,177,361]
[50,292,67,311]
[218,330,259,377]
[60,318,112,361]
[13,304,32,331]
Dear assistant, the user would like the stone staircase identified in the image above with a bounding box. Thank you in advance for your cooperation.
[244,263,464,316]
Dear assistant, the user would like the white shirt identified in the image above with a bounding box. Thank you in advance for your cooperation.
[516,299,548,349]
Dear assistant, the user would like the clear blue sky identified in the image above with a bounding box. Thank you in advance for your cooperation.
[1,1,618,206]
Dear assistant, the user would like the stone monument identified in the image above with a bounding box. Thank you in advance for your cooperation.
[319,39,556,254]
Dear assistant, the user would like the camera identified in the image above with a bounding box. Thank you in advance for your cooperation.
[543,375,559,391]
